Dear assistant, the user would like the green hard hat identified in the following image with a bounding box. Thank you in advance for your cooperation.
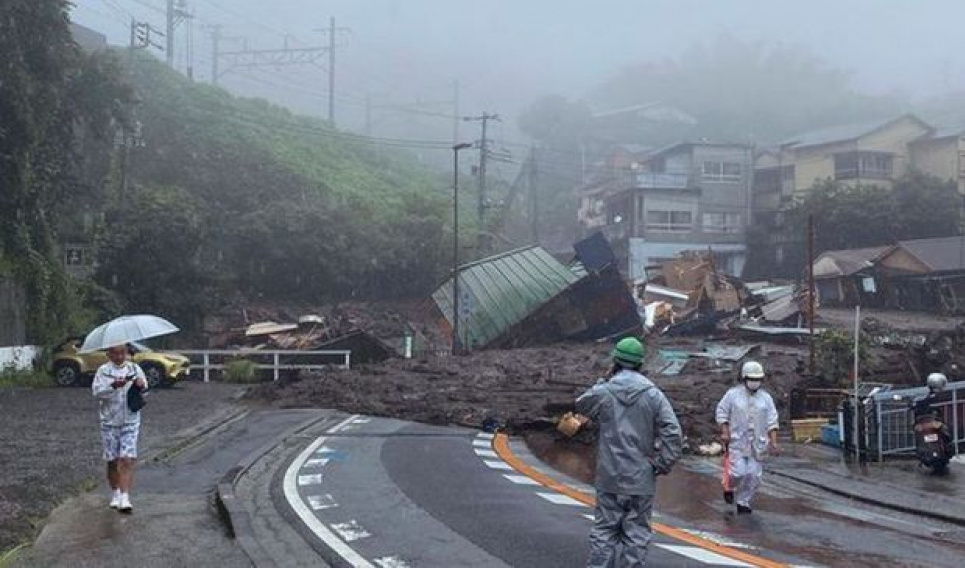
[612,337,645,365]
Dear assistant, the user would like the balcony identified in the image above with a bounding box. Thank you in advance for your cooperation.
[632,172,690,189]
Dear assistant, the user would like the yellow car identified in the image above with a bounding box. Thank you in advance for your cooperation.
[51,338,191,388]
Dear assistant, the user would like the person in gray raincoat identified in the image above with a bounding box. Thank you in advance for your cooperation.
[575,337,683,567]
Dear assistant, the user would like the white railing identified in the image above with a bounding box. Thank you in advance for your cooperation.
[177,349,351,382]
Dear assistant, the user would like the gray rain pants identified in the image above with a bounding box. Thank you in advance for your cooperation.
[588,491,654,567]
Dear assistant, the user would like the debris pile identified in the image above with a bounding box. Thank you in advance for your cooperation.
[249,336,804,446]
[203,300,445,364]
[636,252,811,338]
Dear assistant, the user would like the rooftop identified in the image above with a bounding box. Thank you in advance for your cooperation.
[780,114,930,149]
[813,246,893,278]
[897,235,965,273]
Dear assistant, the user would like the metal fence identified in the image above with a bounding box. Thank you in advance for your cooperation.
[865,380,965,461]
[178,349,351,382]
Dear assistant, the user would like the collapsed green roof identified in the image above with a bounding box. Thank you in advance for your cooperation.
[431,246,580,350]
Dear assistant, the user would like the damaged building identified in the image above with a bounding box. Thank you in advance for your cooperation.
[814,235,965,313]
[577,141,754,281]
[430,239,641,351]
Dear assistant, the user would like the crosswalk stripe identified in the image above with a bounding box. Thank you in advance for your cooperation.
[503,474,540,485]
[472,439,491,448]
[476,432,495,440]
[474,448,499,458]
[298,474,323,486]
[536,492,588,507]
[483,460,513,470]
[656,544,754,566]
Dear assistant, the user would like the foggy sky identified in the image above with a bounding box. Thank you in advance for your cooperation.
[73,0,965,145]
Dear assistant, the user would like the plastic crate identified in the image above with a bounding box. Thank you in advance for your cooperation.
[791,418,828,442]
[821,424,841,447]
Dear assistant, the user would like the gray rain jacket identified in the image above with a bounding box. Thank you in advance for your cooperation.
[576,370,683,496]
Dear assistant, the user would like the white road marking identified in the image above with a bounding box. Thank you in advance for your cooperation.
[331,520,371,542]
[304,458,330,468]
[680,529,756,550]
[283,414,374,568]
[656,544,753,566]
[476,432,495,440]
[298,474,323,486]
[352,417,372,424]
[374,556,410,568]
[472,439,491,448]
[483,460,513,470]
[582,514,595,521]
[473,448,499,458]
[536,492,588,507]
[503,474,540,485]
[307,494,338,511]
[316,445,337,454]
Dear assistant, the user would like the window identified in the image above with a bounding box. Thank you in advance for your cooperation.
[702,161,742,182]
[834,151,893,180]
[702,212,742,233]
[646,210,692,232]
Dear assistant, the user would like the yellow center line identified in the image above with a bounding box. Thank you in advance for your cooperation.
[492,433,789,568]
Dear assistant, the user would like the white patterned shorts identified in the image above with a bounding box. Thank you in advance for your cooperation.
[100,422,140,461]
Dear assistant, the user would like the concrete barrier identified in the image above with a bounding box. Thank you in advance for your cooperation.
[0,345,41,370]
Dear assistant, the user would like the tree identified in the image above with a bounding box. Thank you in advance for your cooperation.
[747,172,961,278]
[590,35,903,145]
[0,1,132,342]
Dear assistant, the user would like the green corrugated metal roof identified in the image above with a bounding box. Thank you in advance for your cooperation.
[432,246,579,349]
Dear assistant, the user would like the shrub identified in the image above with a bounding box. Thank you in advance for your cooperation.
[223,358,260,384]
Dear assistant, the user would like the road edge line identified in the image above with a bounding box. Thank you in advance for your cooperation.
[492,432,788,568]
[215,410,337,568]
[282,414,375,568]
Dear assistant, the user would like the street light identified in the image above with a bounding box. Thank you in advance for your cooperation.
[452,142,473,355]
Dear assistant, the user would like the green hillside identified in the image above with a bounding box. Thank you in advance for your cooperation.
[94,53,455,329]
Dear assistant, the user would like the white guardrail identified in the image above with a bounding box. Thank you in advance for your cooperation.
[177,349,351,382]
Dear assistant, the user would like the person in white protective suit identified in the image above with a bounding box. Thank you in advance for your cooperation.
[715,360,780,514]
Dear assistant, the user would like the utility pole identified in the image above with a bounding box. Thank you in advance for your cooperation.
[166,0,192,68]
[452,80,460,145]
[807,213,816,374]
[312,18,350,124]
[166,0,175,66]
[530,147,540,243]
[464,112,500,253]
[209,25,221,85]
[327,17,335,123]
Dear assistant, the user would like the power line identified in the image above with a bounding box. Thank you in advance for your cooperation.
[195,0,293,40]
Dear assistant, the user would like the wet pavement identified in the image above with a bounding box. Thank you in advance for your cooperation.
[527,433,965,568]
[12,409,323,568]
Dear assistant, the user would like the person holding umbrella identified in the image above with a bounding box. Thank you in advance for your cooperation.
[83,314,179,514]
[92,344,147,513]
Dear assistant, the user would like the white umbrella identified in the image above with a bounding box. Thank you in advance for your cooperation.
[80,315,180,353]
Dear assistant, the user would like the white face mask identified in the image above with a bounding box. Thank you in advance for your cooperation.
[745,380,762,392]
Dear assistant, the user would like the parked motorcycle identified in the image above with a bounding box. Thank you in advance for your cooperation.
[913,411,951,474]
[911,373,953,474]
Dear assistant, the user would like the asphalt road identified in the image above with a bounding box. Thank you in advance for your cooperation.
[282,415,784,567]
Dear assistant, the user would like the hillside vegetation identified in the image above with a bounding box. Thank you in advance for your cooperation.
[96,53,458,332]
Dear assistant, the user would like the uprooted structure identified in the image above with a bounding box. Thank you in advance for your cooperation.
[429,239,641,351]
[637,251,809,336]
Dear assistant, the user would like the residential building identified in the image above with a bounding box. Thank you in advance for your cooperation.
[812,236,965,313]
[578,141,754,280]
[753,114,933,208]
[910,123,965,196]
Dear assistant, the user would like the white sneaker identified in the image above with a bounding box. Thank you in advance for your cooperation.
[109,491,121,509]
[118,493,132,514]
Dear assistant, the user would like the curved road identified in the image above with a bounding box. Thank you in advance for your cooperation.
[281,415,794,568]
